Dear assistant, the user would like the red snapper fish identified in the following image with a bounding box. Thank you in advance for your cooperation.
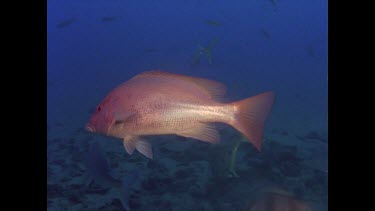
[86,71,275,159]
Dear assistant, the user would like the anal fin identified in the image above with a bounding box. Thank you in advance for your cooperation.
[178,123,220,144]
[135,139,153,159]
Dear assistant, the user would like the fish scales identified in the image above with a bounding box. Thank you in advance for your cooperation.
[86,71,275,159]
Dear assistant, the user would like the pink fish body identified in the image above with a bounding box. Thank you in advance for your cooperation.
[86,71,275,159]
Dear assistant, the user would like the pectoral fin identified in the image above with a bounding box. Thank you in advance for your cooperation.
[114,112,136,125]
[135,139,153,159]
[123,136,153,159]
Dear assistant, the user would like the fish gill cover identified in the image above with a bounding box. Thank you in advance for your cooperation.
[47,0,327,210]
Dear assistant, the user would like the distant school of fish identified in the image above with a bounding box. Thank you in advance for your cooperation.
[86,71,275,159]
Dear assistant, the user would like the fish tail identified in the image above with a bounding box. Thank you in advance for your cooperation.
[230,91,275,151]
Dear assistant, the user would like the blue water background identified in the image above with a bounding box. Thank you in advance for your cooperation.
[48,0,327,210]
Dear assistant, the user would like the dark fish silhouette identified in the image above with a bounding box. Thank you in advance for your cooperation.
[204,19,223,27]
[270,0,278,7]
[56,18,76,28]
[84,143,143,210]
[144,48,159,53]
[306,45,317,58]
[101,16,118,22]
[191,38,219,66]
[260,28,271,39]
[85,143,121,188]
[120,169,142,211]
[248,187,312,211]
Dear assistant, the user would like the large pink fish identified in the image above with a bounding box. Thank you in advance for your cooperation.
[86,71,275,159]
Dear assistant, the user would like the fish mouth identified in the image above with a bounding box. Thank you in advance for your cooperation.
[85,124,95,132]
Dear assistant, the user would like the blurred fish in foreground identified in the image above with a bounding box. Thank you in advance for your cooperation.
[248,187,312,211]
[85,143,121,188]
[85,143,142,211]
[86,71,275,159]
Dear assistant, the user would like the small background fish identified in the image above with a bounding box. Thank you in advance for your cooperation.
[101,16,119,22]
[204,19,223,27]
[56,18,76,28]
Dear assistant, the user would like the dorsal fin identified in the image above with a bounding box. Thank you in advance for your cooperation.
[131,70,227,100]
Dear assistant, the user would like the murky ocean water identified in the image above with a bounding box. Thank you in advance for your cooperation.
[48,0,327,210]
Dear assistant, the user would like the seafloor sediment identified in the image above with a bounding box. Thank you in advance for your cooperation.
[47,121,327,211]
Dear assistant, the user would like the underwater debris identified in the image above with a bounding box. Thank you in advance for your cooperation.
[228,141,241,177]
[56,18,76,28]
[204,19,223,27]
[260,28,271,39]
[191,38,219,66]
[228,136,260,177]
[101,16,118,22]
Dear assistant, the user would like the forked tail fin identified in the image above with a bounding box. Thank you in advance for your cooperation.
[230,91,275,151]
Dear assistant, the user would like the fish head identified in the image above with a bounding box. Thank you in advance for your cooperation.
[86,94,119,136]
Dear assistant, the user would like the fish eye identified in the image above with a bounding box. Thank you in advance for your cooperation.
[97,106,102,112]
